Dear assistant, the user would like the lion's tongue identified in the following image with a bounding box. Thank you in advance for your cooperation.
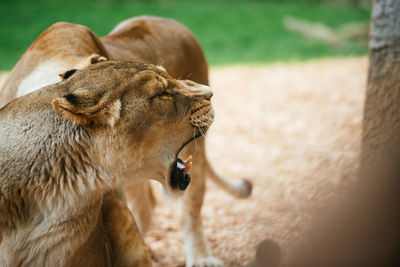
[171,156,192,190]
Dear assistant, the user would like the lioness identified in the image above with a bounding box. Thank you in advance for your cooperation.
[0,17,252,266]
[0,60,214,266]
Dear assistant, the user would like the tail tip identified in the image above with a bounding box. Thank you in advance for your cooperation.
[237,178,252,198]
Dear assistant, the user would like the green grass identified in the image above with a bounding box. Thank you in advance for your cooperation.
[0,0,370,70]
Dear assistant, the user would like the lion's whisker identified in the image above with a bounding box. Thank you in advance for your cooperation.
[193,127,198,157]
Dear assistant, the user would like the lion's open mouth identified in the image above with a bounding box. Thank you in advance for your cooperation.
[170,156,192,190]
[169,133,202,190]
[169,101,213,191]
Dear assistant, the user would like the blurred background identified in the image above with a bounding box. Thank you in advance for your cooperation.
[0,0,370,70]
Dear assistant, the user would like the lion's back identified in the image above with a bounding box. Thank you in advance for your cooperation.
[101,16,209,85]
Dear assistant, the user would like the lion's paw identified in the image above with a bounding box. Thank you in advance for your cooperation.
[187,257,223,267]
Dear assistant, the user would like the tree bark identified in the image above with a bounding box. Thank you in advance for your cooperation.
[360,0,400,172]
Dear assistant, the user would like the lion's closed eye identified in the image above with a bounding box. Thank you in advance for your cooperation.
[150,91,173,102]
[158,91,173,101]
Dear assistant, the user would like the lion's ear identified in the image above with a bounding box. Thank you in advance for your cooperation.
[52,91,120,127]
[58,54,108,80]
[59,69,77,80]
[86,54,108,65]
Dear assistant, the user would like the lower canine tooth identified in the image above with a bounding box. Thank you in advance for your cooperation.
[184,155,193,174]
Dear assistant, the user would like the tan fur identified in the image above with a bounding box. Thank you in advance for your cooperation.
[102,197,152,267]
[0,22,108,107]
[0,17,251,266]
[0,61,214,266]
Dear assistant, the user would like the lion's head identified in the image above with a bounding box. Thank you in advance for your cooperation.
[51,60,214,194]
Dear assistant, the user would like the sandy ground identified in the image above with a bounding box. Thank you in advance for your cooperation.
[0,57,368,266]
[144,57,367,266]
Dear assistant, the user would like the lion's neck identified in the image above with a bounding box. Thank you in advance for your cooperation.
[0,105,109,227]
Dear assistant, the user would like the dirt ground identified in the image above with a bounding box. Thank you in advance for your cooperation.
[144,57,367,266]
[0,57,368,266]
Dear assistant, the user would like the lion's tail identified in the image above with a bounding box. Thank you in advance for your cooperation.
[205,161,252,198]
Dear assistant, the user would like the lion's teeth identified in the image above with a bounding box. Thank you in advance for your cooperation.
[177,161,185,169]
[184,155,193,174]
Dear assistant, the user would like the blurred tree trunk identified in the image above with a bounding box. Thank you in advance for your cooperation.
[286,1,400,265]
[360,0,400,177]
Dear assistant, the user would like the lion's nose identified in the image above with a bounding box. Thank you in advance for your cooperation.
[181,80,213,100]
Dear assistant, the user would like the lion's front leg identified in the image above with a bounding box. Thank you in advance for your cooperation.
[124,181,156,234]
[181,140,223,267]
[102,196,152,267]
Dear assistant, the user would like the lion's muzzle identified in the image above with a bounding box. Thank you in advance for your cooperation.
[179,80,213,100]
[178,80,215,135]
[168,81,214,191]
